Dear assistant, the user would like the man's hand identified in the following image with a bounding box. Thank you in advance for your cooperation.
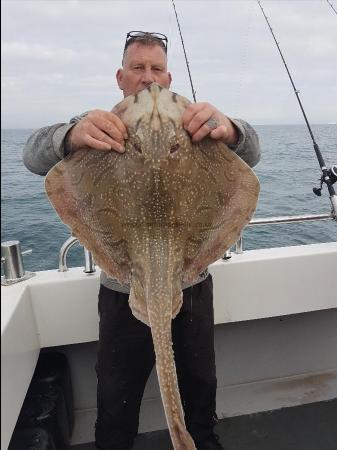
[182,103,239,146]
[66,110,128,154]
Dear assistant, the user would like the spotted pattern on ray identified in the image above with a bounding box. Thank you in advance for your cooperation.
[45,84,259,450]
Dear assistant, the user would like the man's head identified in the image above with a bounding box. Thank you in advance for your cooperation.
[116,31,172,98]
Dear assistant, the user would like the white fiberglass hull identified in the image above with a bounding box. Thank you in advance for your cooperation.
[2,242,337,448]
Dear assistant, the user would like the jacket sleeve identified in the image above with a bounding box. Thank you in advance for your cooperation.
[228,119,261,168]
[22,113,87,176]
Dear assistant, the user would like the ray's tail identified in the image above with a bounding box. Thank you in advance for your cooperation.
[129,235,196,450]
[148,290,196,450]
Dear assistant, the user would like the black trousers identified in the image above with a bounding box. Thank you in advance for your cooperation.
[95,275,217,450]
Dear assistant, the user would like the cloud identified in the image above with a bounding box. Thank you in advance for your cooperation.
[2,41,80,63]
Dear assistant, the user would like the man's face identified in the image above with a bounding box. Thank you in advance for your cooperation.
[116,42,172,98]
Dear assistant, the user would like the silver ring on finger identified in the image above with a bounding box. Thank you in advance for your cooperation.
[206,118,219,130]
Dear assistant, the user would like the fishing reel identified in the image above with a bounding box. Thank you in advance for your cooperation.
[313,165,337,196]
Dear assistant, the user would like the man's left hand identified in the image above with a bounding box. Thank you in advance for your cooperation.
[182,102,239,146]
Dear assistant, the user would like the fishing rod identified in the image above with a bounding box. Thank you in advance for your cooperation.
[326,0,337,15]
[257,1,337,219]
[171,0,197,102]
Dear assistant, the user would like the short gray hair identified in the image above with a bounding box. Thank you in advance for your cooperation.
[122,33,167,64]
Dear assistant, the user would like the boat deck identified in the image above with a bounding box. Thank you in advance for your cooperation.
[70,398,337,450]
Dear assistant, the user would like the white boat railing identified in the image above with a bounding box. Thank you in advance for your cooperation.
[59,236,96,273]
[59,211,336,271]
[232,211,336,256]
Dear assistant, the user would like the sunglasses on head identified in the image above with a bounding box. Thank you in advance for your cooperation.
[124,31,168,54]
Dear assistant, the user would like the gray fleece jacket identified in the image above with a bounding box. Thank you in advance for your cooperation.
[23,113,261,292]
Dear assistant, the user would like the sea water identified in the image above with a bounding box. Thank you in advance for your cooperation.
[1,125,336,272]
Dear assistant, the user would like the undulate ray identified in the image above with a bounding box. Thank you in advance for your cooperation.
[45,83,260,450]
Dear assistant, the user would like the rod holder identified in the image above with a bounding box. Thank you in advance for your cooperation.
[1,240,35,286]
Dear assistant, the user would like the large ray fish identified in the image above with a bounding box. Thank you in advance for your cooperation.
[45,83,259,450]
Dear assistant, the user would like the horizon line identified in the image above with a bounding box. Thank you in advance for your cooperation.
[1,122,336,131]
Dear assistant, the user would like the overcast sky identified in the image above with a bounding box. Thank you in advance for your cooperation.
[2,0,337,128]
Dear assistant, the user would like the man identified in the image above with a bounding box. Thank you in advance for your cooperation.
[23,31,260,450]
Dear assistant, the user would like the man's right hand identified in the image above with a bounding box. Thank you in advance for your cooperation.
[66,110,128,154]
